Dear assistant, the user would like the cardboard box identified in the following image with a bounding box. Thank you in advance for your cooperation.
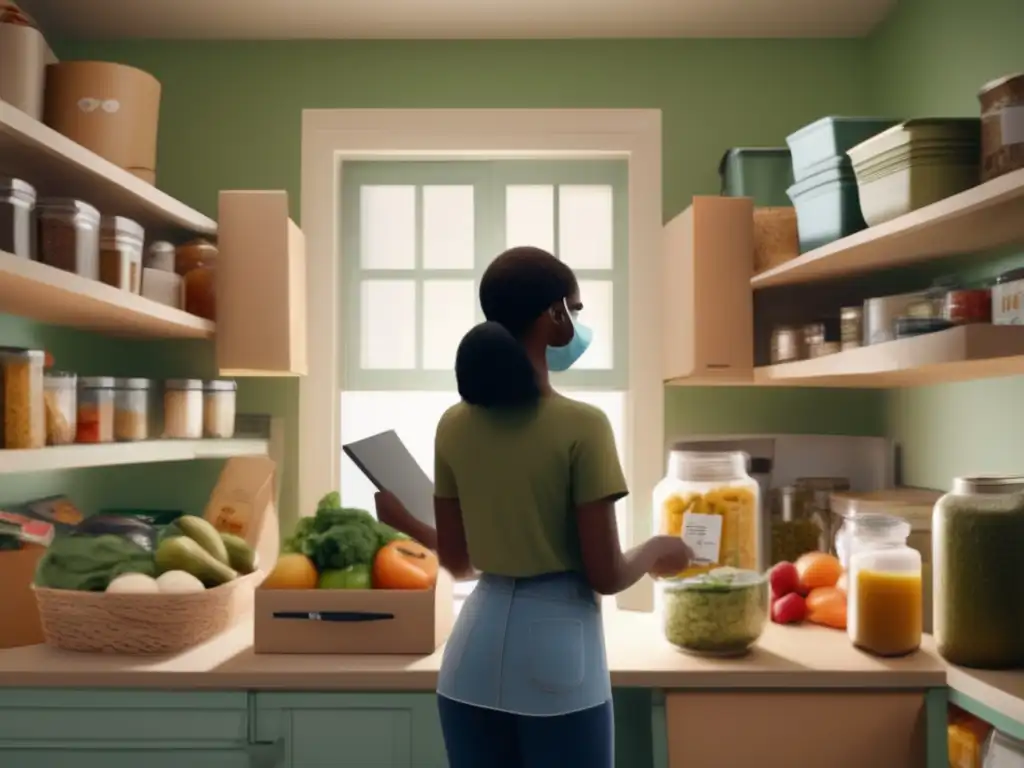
[0,544,45,649]
[254,570,454,655]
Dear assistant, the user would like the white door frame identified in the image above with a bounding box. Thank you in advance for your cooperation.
[299,108,663,610]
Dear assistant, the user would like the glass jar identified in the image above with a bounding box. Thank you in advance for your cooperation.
[769,485,824,565]
[653,450,761,579]
[176,239,218,321]
[36,198,101,281]
[0,347,45,449]
[43,371,77,445]
[0,176,36,259]
[846,514,922,657]
[145,240,176,272]
[203,379,237,438]
[99,216,144,294]
[163,379,203,439]
[114,378,151,442]
[934,476,1024,669]
[76,376,115,444]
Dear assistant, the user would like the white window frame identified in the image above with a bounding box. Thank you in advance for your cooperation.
[299,109,663,611]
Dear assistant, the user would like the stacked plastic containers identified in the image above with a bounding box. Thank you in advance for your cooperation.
[846,119,982,227]
[784,117,898,252]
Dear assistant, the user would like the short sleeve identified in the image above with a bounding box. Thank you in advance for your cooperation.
[433,416,459,499]
[571,409,629,506]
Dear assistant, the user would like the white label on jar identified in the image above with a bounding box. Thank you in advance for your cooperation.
[1002,105,1024,146]
[681,512,723,566]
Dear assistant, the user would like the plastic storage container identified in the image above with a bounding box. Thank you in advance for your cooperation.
[661,568,768,657]
[36,198,101,281]
[654,450,761,578]
[934,475,1024,669]
[786,116,900,181]
[0,347,45,449]
[786,156,866,252]
[0,177,36,260]
[846,514,922,656]
[99,216,145,294]
[43,371,77,445]
[114,378,151,442]
[979,73,1024,182]
[847,119,981,170]
[77,377,115,444]
[718,148,794,207]
[164,379,203,439]
[203,379,237,438]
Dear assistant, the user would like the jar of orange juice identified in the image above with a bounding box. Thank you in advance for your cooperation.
[847,514,922,657]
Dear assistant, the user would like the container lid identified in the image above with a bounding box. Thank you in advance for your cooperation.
[166,378,203,390]
[951,475,1024,495]
[37,198,101,220]
[115,377,151,390]
[663,567,765,594]
[830,488,939,531]
[203,379,237,392]
[978,72,1024,98]
[667,450,749,483]
[996,267,1024,285]
[0,347,44,360]
[148,241,176,255]
[786,116,900,144]
[100,216,145,241]
[79,376,116,388]
[0,177,37,203]
[44,370,77,380]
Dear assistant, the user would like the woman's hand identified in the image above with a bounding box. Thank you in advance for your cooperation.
[646,535,694,578]
[374,490,410,529]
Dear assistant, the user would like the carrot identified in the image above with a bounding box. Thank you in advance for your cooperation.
[795,551,843,593]
[372,540,439,590]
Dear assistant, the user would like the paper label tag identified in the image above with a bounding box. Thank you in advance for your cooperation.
[681,512,723,566]
[1001,105,1024,146]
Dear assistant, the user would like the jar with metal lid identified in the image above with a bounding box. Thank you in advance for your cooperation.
[769,486,824,565]
[840,305,863,350]
[203,379,237,438]
[0,177,36,259]
[0,347,45,449]
[176,239,217,321]
[76,376,115,444]
[164,379,203,439]
[37,198,101,280]
[770,326,804,364]
[99,216,145,294]
[145,240,176,272]
[114,378,151,441]
[934,475,1024,669]
[43,370,77,445]
[653,450,761,579]
[847,514,922,657]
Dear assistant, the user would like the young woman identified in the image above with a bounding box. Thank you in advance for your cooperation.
[375,246,691,768]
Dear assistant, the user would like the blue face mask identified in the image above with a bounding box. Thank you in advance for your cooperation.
[546,302,593,372]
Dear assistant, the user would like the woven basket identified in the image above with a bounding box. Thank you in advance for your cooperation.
[33,571,262,655]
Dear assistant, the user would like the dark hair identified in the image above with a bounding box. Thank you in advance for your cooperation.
[455,246,577,408]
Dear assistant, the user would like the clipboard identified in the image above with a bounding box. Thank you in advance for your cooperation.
[342,430,436,527]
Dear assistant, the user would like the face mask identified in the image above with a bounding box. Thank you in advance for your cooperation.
[546,300,593,373]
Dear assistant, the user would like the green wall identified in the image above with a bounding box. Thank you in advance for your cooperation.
[869,0,1024,490]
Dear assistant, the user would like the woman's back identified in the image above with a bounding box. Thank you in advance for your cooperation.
[434,393,626,578]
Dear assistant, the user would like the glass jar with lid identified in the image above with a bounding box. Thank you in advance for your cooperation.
[114,378,152,441]
[934,476,1024,669]
[163,379,203,439]
[0,347,45,449]
[37,198,101,280]
[176,239,218,321]
[653,450,761,579]
[76,376,115,443]
[769,485,824,565]
[846,514,922,657]
[43,370,77,445]
[203,379,237,438]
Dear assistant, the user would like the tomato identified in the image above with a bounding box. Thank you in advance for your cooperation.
[769,561,800,598]
[372,540,439,590]
[771,592,807,624]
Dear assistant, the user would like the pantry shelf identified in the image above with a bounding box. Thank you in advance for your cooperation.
[751,167,1024,289]
[0,99,217,238]
[0,438,270,475]
[754,324,1024,388]
[0,249,214,338]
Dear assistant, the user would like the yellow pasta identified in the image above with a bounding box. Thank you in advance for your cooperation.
[657,485,759,579]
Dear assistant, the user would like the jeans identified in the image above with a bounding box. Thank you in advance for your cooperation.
[437,694,615,768]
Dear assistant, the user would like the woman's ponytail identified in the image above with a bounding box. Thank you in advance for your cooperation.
[455,322,541,408]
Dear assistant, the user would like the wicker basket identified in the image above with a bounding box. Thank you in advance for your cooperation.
[33,571,262,655]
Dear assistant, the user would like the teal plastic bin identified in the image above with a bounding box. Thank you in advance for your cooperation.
[786,156,867,253]
[718,148,794,207]
[786,117,900,182]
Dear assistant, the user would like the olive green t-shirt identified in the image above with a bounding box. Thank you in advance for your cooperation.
[434,393,629,577]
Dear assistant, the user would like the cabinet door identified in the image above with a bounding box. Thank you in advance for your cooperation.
[0,747,253,768]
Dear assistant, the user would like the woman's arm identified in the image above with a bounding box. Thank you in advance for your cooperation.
[434,497,479,581]
[374,491,438,551]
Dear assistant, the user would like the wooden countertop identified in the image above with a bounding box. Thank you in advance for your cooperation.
[0,606,946,692]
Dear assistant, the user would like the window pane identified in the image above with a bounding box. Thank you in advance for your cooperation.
[559,185,614,269]
[423,185,475,270]
[506,185,554,252]
[360,280,416,369]
[573,279,614,370]
[423,279,476,370]
[569,390,627,543]
[359,185,416,270]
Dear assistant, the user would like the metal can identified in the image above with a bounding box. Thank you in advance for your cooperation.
[840,306,863,350]
[770,326,804,364]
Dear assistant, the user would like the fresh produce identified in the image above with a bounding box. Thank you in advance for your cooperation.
[221,532,258,574]
[263,553,320,590]
[373,540,438,590]
[662,568,769,656]
[769,561,799,599]
[106,572,160,594]
[806,586,848,629]
[771,592,807,625]
[319,564,372,590]
[73,515,158,552]
[156,570,206,594]
[806,586,845,613]
[171,515,230,565]
[154,536,237,587]
[36,534,157,591]
[794,551,842,593]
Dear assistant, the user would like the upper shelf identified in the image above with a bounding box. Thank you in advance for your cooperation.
[0,99,217,238]
[751,167,1024,290]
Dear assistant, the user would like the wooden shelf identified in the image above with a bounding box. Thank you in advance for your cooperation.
[0,438,269,475]
[751,168,1024,289]
[0,99,216,238]
[0,249,213,338]
[754,324,1024,388]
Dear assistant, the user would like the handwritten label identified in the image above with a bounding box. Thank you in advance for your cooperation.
[681,512,723,566]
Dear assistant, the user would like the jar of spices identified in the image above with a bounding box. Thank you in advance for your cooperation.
[43,370,77,445]
[0,347,45,449]
[934,476,1024,669]
[0,177,36,259]
[76,376,115,444]
[847,514,922,657]
[114,378,151,442]
[163,379,203,439]
[176,239,217,321]
[36,198,101,281]
[839,305,863,350]
[943,288,992,325]
[769,486,824,565]
[203,379,237,438]
[99,216,145,294]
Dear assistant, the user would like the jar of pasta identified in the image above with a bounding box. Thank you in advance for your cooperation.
[653,450,761,579]
[0,347,45,449]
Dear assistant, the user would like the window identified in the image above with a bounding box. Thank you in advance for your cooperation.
[338,160,629,591]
